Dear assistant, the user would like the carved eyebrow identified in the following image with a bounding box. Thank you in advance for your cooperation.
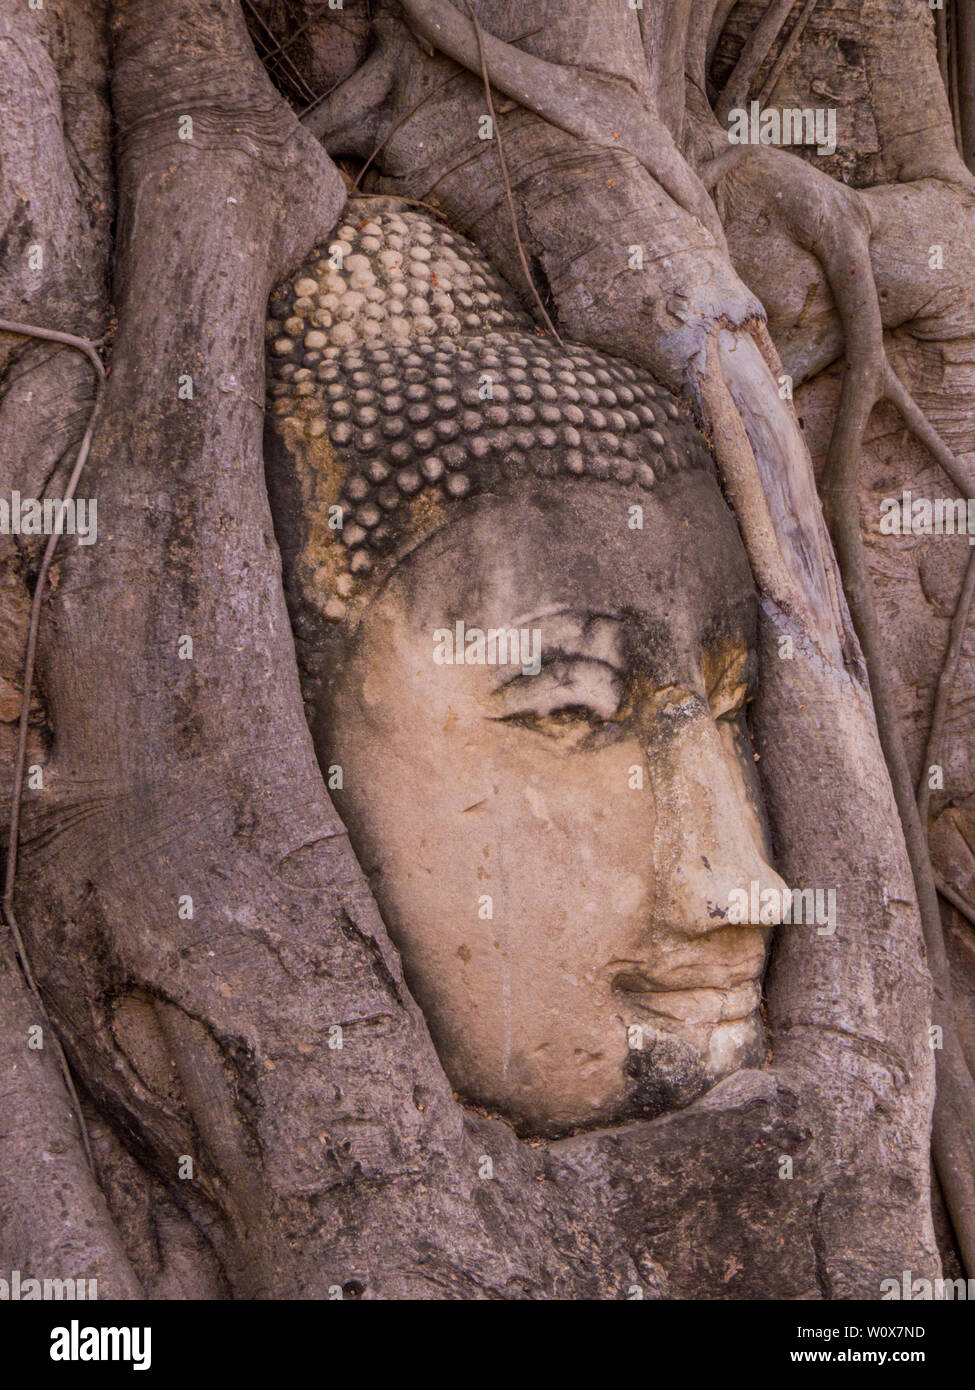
[510,609,625,654]
[490,654,623,698]
[505,605,622,628]
[483,610,626,691]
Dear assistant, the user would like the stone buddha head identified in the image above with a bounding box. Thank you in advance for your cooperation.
[265,199,788,1137]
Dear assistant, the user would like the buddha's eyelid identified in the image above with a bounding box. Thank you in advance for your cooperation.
[490,654,624,693]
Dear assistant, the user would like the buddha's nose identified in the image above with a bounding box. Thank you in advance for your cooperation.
[646,698,790,937]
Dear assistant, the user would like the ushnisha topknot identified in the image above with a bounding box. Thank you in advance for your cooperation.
[264,196,715,667]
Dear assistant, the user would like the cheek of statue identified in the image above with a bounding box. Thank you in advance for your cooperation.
[317,596,788,1138]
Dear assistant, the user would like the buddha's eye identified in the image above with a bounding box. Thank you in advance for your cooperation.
[490,659,624,738]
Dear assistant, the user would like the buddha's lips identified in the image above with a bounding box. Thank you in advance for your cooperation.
[611,972,763,1024]
[610,932,767,991]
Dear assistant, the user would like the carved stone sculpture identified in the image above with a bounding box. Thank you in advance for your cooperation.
[266,198,789,1135]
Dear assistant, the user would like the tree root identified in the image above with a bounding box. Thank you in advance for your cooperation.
[757,0,819,107]
[460,1,560,342]
[396,0,728,249]
[241,0,319,109]
[918,549,975,831]
[729,143,975,1270]
[938,874,975,931]
[957,2,975,172]
[796,199,975,1277]
[301,19,398,152]
[714,0,799,124]
[0,316,106,1176]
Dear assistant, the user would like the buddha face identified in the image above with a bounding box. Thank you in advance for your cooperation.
[312,470,788,1135]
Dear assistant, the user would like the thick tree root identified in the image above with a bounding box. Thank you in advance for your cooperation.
[0,316,105,1177]
[461,0,561,341]
[397,0,728,249]
[719,140,975,1271]
[797,201,975,1277]
[714,0,799,124]
[918,549,975,830]
[757,0,820,108]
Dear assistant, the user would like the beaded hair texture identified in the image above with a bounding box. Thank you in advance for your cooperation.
[265,196,715,636]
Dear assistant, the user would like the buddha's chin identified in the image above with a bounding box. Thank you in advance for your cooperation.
[451,1010,767,1139]
[619,1009,767,1119]
[705,1010,768,1081]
